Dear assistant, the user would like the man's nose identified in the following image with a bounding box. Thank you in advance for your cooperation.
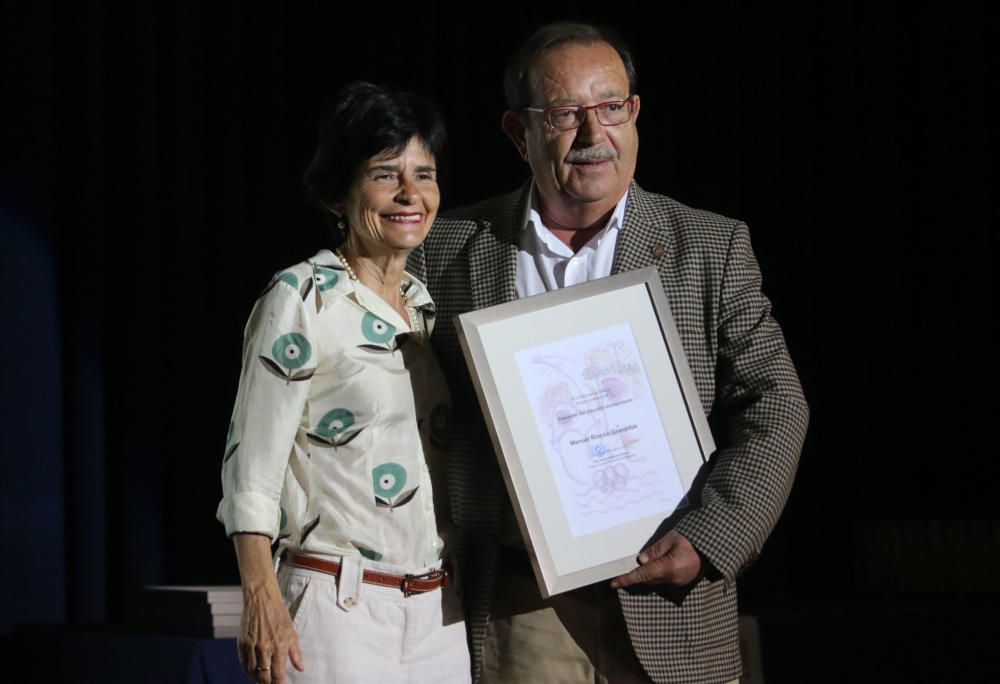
[575,107,607,145]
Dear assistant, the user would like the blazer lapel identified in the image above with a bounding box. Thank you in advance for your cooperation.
[611,182,674,275]
[468,184,527,310]
[466,181,671,309]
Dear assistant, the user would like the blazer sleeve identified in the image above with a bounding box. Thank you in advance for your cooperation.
[673,223,809,581]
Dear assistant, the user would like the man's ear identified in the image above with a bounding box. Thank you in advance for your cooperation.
[501,111,529,161]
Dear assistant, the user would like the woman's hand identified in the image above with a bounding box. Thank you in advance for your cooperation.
[233,534,304,683]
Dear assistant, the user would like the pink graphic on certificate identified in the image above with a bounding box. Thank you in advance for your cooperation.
[514,323,685,537]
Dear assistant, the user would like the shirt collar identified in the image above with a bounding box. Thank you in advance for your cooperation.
[522,179,629,254]
[307,249,436,332]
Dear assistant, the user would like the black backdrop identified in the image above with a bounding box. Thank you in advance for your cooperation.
[1,0,994,657]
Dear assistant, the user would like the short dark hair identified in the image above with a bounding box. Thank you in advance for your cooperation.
[303,81,446,229]
[503,22,638,111]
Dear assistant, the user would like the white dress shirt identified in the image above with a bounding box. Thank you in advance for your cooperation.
[515,183,629,298]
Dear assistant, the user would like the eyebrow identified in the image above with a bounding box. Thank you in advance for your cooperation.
[545,91,628,107]
[367,163,436,173]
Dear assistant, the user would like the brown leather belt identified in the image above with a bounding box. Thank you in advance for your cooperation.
[282,551,448,597]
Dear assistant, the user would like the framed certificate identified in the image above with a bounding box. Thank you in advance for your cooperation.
[455,267,715,597]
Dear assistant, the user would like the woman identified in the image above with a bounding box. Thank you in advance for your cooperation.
[216,82,469,683]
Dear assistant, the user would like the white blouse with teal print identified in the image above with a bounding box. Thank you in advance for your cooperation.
[217,249,452,570]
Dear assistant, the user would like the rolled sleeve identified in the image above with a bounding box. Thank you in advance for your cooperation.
[216,490,282,538]
[217,277,315,540]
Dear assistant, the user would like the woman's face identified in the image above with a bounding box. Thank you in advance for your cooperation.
[340,136,439,257]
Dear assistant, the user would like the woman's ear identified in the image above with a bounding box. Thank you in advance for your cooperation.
[320,200,345,217]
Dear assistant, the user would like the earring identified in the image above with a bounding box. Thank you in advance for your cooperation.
[337,219,346,236]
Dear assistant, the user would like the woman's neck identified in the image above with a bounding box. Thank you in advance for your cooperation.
[340,242,410,320]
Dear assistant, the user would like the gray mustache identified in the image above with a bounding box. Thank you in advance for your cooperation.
[564,147,617,163]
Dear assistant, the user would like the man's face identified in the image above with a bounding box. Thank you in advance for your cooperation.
[505,41,640,219]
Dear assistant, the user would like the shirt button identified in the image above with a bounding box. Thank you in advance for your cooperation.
[569,257,580,266]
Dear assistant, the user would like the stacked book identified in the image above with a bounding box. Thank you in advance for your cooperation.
[136,585,243,638]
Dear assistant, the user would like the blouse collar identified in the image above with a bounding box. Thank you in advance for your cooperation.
[306,249,437,333]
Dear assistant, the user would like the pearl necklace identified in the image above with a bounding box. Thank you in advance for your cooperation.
[335,248,420,333]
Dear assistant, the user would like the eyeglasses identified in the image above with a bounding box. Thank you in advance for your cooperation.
[523,96,636,131]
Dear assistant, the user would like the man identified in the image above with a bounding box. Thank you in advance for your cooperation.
[410,22,808,684]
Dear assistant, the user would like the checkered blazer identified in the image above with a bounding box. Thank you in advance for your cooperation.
[408,181,809,683]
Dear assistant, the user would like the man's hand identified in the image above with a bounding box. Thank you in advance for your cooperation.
[610,530,702,589]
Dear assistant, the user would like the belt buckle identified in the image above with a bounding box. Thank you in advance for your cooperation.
[401,568,447,597]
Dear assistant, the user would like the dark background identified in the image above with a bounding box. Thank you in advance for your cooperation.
[2,1,995,680]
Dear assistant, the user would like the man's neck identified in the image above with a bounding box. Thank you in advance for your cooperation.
[535,187,627,252]
[539,207,612,252]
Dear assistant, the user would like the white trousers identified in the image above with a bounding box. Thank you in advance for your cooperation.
[279,556,471,683]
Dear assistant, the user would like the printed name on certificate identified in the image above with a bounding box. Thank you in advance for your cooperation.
[514,322,686,538]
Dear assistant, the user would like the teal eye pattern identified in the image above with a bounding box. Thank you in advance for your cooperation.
[356,545,383,562]
[372,462,407,498]
[361,313,395,344]
[314,266,338,291]
[277,272,299,289]
[261,332,315,382]
[316,408,355,438]
[372,462,419,510]
[272,332,312,370]
[276,506,291,543]
[307,408,365,448]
